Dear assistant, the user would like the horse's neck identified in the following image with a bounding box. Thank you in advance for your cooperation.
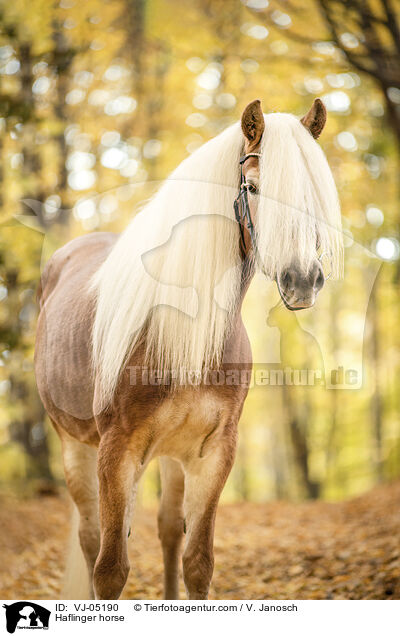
[220,257,254,366]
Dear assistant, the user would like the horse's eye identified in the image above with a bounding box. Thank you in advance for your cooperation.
[248,183,258,194]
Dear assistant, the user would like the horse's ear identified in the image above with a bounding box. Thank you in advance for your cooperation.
[301,98,327,139]
[241,99,265,148]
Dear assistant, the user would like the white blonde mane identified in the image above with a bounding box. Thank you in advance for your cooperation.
[91,113,343,407]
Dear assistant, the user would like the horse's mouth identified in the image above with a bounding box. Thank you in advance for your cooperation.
[277,287,315,312]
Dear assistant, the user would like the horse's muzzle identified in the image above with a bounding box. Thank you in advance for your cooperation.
[276,260,324,311]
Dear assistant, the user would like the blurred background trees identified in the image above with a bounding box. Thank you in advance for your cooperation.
[260,0,400,149]
[0,0,399,502]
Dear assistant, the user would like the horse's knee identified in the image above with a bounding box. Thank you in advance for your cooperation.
[182,548,214,599]
[93,551,130,600]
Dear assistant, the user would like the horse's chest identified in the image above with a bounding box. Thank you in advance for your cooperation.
[148,390,231,462]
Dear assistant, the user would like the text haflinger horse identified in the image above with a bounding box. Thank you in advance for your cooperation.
[34,98,343,600]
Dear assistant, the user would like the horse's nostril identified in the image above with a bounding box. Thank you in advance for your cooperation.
[315,271,324,290]
[280,270,293,289]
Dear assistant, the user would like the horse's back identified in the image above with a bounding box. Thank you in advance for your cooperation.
[35,232,117,437]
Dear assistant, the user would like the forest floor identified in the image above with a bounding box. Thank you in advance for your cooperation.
[0,481,399,600]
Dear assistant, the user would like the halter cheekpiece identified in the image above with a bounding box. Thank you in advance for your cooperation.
[233,152,262,258]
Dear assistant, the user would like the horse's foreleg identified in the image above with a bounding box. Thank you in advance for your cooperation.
[93,431,140,600]
[182,419,237,600]
[158,457,185,599]
[61,437,100,599]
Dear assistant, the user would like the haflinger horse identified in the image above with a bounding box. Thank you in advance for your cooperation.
[35,98,343,600]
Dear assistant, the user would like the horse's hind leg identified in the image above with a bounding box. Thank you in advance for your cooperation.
[61,436,100,599]
[158,457,185,599]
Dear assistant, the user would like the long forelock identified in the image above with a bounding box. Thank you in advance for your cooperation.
[256,113,343,278]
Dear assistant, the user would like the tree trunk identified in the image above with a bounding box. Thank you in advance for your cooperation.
[284,385,320,499]
[369,278,384,482]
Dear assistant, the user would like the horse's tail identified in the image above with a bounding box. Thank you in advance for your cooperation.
[62,502,91,599]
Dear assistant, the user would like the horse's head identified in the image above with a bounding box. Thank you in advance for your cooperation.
[238,98,339,311]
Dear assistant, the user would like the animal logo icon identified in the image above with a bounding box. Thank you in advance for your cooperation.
[2,602,50,633]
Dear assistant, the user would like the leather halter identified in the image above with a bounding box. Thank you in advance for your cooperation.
[233,152,261,259]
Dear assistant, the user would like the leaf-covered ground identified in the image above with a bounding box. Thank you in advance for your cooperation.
[0,481,399,600]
